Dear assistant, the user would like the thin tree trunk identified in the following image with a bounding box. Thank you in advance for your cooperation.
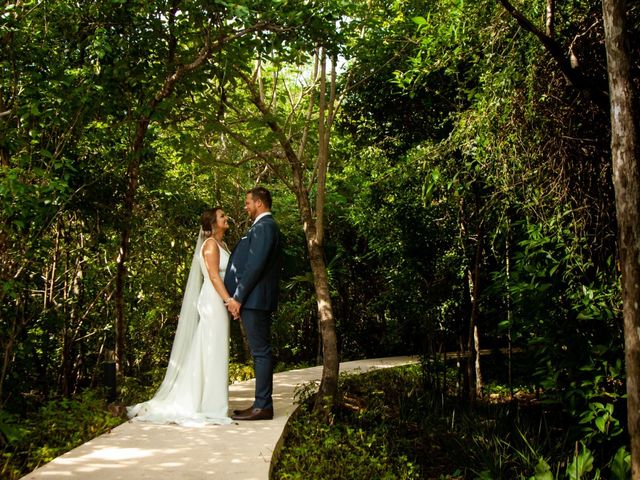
[464,268,475,403]
[312,52,339,411]
[545,0,555,38]
[236,64,341,413]
[473,325,482,398]
[436,342,447,393]
[66,233,85,396]
[292,173,339,410]
[506,224,514,399]
[471,223,484,399]
[461,208,484,401]
[114,118,148,372]
[457,336,464,398]
[458,198,474,401]
[0,336,14,405]
[497,0,609,109]
[52,217,74,396]
[113,32,214,372]
[601,0,640,475]
[111,20,268,371]
[308,237,339,411]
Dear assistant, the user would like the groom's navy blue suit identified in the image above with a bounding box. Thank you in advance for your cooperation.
[224,213,281,410]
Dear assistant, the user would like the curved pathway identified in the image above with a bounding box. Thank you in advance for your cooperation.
[21,356,417,480]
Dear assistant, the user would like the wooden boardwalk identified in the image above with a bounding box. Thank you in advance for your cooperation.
[21,356,418,480]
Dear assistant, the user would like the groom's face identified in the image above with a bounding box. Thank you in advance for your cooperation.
[245,193,259,221]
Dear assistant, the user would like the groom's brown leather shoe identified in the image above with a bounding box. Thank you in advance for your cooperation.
[232,407,274,421]
[232,405,255,416]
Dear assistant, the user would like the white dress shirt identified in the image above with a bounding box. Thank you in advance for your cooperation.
[253,211,272,225]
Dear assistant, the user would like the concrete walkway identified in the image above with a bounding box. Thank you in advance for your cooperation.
[22,356,417,480]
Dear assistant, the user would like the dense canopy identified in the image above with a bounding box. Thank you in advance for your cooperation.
[1,0,639,477]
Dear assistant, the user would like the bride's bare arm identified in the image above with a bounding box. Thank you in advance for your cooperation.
[202,239,233,304]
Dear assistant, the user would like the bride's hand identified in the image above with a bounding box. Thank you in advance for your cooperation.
[226,298,241,319]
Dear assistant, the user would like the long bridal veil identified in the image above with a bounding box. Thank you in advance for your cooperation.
[152,229,205,399]
[126,230,205,420]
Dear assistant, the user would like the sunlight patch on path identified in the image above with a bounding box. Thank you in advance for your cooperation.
[21,356,418,480]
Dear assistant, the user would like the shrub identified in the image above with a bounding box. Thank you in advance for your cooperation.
[1,390,123,479]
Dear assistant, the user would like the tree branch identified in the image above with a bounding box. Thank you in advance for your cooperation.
[496,0,608,109]
[299,51,320,173]
[234,66,305,175]
[546,0,555,38]
[314,48,328,245]
[208,120,293,189]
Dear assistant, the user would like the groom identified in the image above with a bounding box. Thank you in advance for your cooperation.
[224,186,282,421]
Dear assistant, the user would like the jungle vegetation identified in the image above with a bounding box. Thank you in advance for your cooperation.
[1,0,638,477]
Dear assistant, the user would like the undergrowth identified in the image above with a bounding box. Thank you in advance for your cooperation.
[1,390,123,479]
[271,364,630,479]
[1,361,257,479]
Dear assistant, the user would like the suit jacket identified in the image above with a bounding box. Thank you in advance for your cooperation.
[224,214,281,311]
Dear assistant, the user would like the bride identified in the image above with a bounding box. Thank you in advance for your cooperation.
[127,208,233,426]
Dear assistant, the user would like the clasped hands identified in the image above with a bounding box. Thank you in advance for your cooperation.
[226,298,241,320]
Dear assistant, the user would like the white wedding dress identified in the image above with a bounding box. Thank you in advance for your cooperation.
[127,235,232,426]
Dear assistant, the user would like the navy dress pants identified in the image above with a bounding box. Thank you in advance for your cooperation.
[241,308,273,409]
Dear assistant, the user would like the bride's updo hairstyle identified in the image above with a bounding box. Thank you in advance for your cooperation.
[200,207,223,237]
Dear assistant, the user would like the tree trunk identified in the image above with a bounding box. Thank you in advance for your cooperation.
[114,117,149,372]
[0,336,14,406]
[308,237,339,411]
[292,184,339,411]
[498,0,609,110]
[471,223,484,399]
[601,0,640,475]
[473,325,482,397]
[545,0,555,38]
[311,50,339,411]
[112,31,214,372]
[458,197,473,401]
[506,223,514,399]
[237,62,341,413]
[464,267,475,403]
[460,193,484,402]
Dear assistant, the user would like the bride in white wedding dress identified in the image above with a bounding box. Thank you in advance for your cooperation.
[127,208,233,426]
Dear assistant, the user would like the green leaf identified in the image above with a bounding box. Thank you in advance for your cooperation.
[610,446,630,480]
[594,415,606,433]
[533,457,553,480]
[566,444,594,480]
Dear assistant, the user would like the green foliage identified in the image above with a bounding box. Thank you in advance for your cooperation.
[336,0,630,473]
[1,390,122,479]
[274,366,628,480]
[275,363,630,479]
[1,0,637,477]
[327,144,464,357]
[609,446,631,480]
[579,402,623,441]
[228,362,255,383]
[532,457,554,480]
[274,367,425,479]
[528,443,630,480]
[566,443,595,480]
[275,420,419,479]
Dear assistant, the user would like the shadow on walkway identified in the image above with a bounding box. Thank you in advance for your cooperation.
[21,356,418,480]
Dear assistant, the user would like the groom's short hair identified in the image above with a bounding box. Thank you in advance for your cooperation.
[248,186,272,209]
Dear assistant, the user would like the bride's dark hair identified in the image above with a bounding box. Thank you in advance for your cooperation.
[200,207,223,237]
